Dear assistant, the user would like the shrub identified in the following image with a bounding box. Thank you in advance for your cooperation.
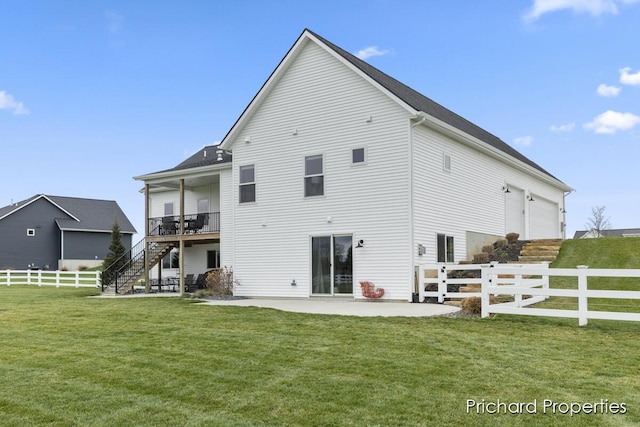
[78,265,89,271]
[461,296,498,315]
[506,233,520,244]
[481,245,494,257]
[461,297,482,315]
[472,253,489,264]
[205,266,235,296]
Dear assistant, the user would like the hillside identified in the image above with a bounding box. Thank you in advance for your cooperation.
[552,237,640,269]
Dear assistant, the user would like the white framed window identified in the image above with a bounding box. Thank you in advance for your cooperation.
[437,233,454,263]
[443,154,452,172]
[304,154,324,197]
[27,228,36,237]
[352,147,366,165]
[239,164,256,203]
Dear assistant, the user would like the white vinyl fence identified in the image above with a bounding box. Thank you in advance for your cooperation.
[482,264,640,326]
[0,270,101,288]
[417,263,550,303]
[418,263,640,326]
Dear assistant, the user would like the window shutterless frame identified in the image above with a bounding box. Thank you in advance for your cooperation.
[239,164,256,203]
[304,154,324,197]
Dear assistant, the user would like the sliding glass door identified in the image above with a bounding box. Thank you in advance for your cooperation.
[311,235,353,295]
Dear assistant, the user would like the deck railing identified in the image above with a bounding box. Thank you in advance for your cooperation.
[148,211,220,237]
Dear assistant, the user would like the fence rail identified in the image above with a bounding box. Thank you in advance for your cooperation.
[0,270,100,288]
[482,264,640,326]
[417,263,550,303]
[418,263,640,326]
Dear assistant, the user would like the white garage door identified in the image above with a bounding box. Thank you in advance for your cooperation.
[505,187,525,237]
[529,195,559,239]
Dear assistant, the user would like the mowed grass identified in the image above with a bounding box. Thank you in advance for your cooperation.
[0,286,639,426]
[541,238,640,313]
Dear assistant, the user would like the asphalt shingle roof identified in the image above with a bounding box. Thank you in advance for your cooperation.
[0,195,136,234]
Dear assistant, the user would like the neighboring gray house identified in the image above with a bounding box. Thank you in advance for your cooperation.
[573,228,640,239]
[0,195,136,270]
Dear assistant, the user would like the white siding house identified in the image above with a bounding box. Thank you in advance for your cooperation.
[132,29,571,301]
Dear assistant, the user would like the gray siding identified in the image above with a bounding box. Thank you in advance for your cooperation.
[0,198,68,269]
[63,231,132,260]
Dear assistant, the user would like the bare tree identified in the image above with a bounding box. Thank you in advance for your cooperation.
[585,205,611,238]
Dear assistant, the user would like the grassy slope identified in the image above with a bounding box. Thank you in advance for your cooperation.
[544,238,640,313]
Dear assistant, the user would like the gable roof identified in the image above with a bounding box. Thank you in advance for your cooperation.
[0,195,136,234]
[220,29,570,190]
[134,144,232,182]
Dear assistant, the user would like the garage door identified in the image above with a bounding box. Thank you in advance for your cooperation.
[529,195,559,239]
[505,187,525,237]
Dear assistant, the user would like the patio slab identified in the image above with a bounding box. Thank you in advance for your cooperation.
[198,298,460,317]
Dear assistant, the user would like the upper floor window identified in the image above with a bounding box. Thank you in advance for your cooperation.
[352,147,365,164]
[164,202,174,216]
[443,154,452,172]
[305,154,324,197]
[239,165,256,203]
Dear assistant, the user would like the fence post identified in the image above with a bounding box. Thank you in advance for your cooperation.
[56,270,60,288]
[75,271,80,288]
[577,265,589,326]
[38,270,42,286]
[515,266,523,308]
[438,265,447,303]
[7,270,10,287]
[481,264,491,318]
[418,265,425,303]
[542,262,550,300]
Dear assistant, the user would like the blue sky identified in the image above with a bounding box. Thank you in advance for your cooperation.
[2,0,639,239]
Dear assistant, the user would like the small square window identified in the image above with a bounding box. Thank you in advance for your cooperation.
[352,147,365,164]
[27,229,35,237]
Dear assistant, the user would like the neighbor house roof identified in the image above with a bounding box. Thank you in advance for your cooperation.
[0,195,136,234]
[219,29,570,190]
[573,228,640,239]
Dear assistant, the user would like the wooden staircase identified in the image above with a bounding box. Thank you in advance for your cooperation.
[518,239,563,264]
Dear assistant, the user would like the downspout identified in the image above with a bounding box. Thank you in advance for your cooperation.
[409,112,428,301]
[562,189,574,239]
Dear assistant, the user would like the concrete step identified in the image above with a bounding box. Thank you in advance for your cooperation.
[520,249,560,256]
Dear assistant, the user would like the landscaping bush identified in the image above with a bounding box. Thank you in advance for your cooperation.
[495,239,508,249]
[461,296,498,315]
[205,266,235,296]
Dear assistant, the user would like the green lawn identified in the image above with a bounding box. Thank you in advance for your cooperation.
[1,286,639,426]
[540,238,640,313]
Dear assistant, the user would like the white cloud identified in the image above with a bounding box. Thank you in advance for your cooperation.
[355,46,390,60]
[584,110,640,134]
[620,67,640,85]
[0,90,29,115]
[514,136,534,146]
[105,10,124,34]
[597,83,621,97]
[523,0,638,22]
[550,122,576,132]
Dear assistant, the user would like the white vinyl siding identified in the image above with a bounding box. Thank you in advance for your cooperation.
[227,40,412,300]
[412,124,565,264]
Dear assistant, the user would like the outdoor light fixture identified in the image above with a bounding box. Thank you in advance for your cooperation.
[502,186,511,193]
[527,195,535,202]
[356,239,364,248]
